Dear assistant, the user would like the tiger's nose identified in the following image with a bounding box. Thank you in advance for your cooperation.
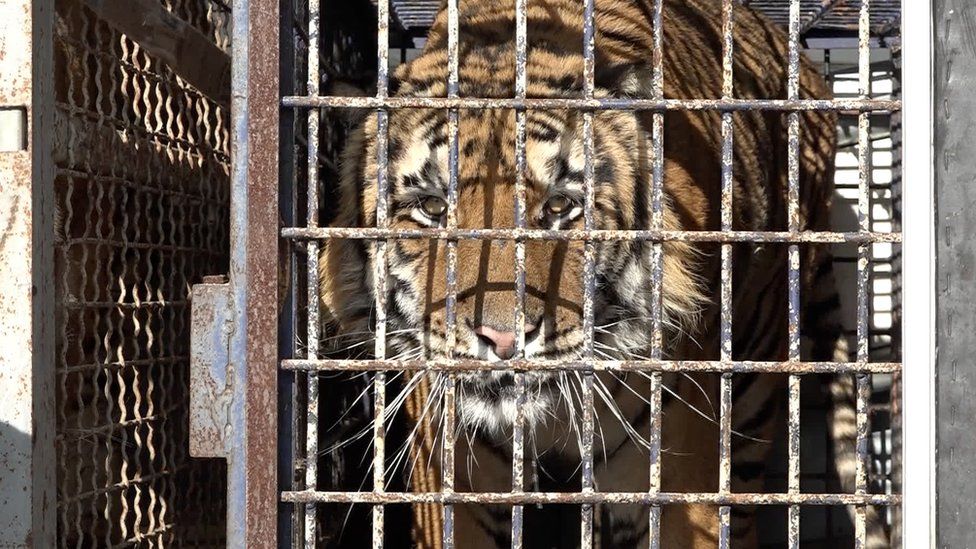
[473,323,538,360]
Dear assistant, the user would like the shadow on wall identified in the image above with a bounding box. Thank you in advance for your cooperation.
[0,419,33,547]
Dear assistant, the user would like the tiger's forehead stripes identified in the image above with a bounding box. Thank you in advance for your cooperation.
[389,107,636,203]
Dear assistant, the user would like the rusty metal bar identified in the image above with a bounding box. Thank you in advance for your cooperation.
[282,359,901,374]
[282,227,903,243]
[234,0,279,544]
[855,374,871,546]
[281,491,900,506]
[786,0,802,546]
[648,0,665,545]
[718,506,731,548]
[718,3,735,542]
[372,0,392,546]
[511,1,528,546]
[854,1,872,547]
[647,372,663,549]
[580,0,598,545]
[303,0,321,544]
[442,2,460,546]
[282,95,900,112]
[787,373,801,543]
[717,371,732,544]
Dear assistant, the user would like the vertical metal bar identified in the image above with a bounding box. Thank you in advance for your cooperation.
[442,1,460,546]
[231,0,280,544]
[511,1,528,546]
[854,372,871,546]
[718,1,734,546]
[717,380,733,548]
[373,1,392,546]
[786,0,802,546]
[303,0,321,545]
[0,0,57,545]
[854,1,872,547]
[580,0,597,545]
[648,1,665,545]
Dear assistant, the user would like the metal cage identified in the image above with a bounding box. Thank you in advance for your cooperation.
[275,0,903,547]
[3,0,941,547]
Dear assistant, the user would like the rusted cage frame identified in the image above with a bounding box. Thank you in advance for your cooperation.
[0,1,57,546]
[279,0,903,547]
[220,0,280,545]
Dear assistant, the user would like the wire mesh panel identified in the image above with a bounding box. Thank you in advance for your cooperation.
[280,0,902,547]
[53,0,230,545]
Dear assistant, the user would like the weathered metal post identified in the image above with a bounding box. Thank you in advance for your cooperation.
[933,1,976,547]
[189,0,279,545]
[0,0,56,546]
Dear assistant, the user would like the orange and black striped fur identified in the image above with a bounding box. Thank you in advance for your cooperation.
[320,0,881,547]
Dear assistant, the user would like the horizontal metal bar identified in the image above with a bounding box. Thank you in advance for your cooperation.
[56,464,192,507]
[58,356,187,374]
[281,491,900,506]
[282,96,900,112]
[283,227,902,243]
[281,358,901,374]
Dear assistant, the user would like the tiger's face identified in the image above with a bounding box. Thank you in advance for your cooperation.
[322,51,704,439]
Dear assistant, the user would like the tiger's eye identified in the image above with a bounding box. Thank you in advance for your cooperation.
[545,195,572,215]
[420,196,448,217]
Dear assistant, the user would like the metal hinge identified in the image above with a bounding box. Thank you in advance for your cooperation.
[189,275,235,458]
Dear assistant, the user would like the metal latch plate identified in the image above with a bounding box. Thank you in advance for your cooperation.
[189,279,234,458]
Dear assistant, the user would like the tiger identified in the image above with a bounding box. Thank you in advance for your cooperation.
[318,0,884,547]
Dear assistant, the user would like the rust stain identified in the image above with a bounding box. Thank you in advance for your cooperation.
[283,95,901,113]
[281,489,901,507]
[283,226,903,243]
[281,357,901,374]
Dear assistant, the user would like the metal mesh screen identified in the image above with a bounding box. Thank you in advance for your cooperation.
[53,0,230,545]
[280,0,903,547]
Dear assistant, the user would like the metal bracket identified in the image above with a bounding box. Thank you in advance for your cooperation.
[189,276,235,458]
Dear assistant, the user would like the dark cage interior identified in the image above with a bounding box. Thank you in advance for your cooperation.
[280,0,901,548]
[53,0,231,546]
